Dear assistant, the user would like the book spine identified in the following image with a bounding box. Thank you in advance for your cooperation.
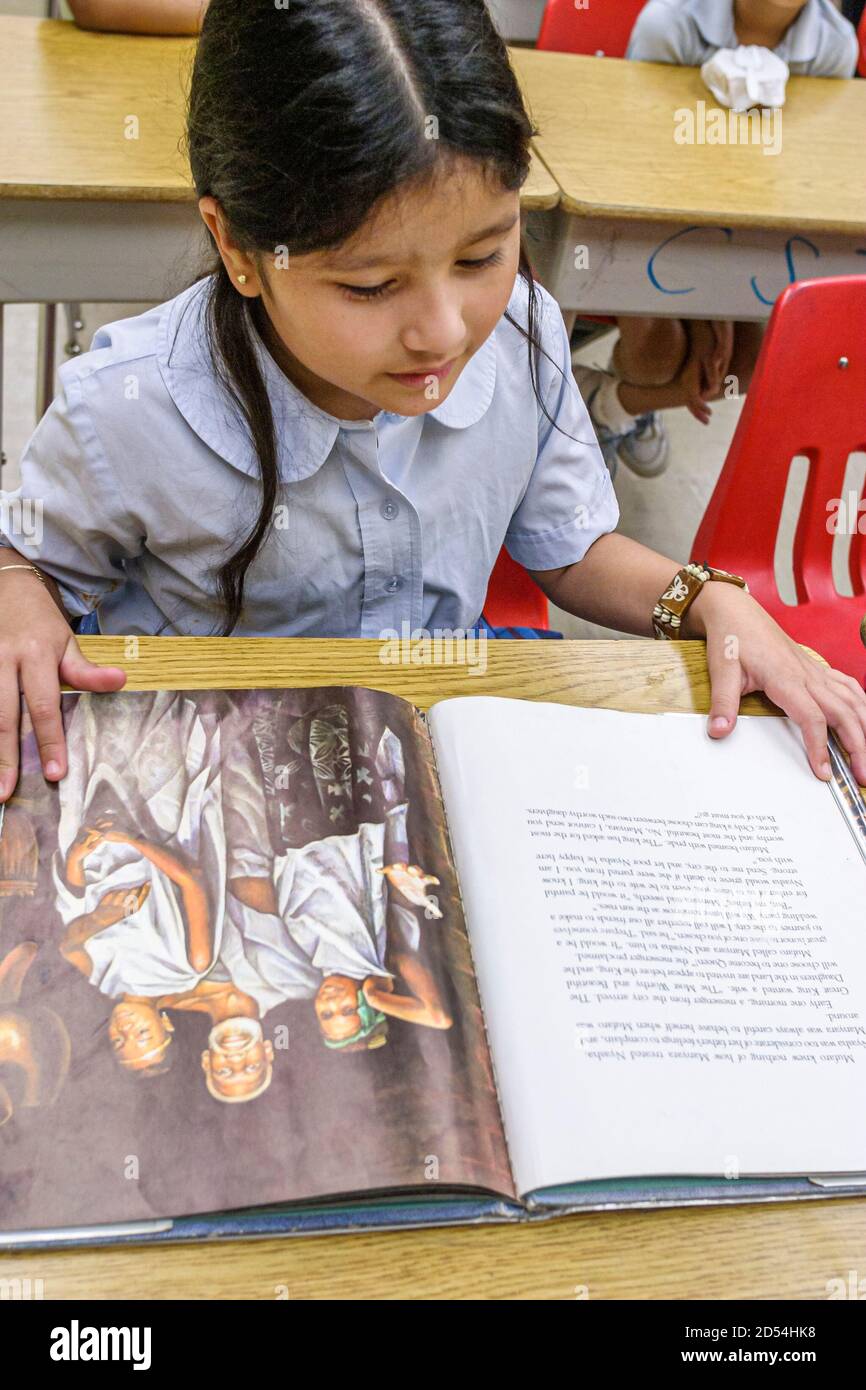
[420,707,522,1205]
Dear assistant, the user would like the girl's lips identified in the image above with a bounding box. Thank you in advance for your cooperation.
[387,358,457,387]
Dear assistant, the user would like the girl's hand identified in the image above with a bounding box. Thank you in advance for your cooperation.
[691,585,866,785]
[0,569,127,803]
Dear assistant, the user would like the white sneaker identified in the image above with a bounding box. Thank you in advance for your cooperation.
[616,412,670,477]
[572,363,631,480]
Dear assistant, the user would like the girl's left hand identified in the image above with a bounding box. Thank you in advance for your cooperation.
[692,586,866,786]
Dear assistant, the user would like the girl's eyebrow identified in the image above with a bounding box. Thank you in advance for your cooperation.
[464,212,520,245]
[326,212,520,274]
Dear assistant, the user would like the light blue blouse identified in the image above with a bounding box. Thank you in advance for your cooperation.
[0,272,618,638]
[626,0,858,77]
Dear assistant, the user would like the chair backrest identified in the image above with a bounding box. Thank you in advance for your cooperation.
[859,9,866,79]
[537,0,647,57]
[483,547,549,629]
[693,276,866,612]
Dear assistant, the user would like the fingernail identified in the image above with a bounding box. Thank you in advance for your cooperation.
[0,774,11,800]
[45,760,61,779]
[819,762,832,780]
[710,716,729,733]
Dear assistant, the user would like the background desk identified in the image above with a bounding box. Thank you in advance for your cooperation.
[0,16,558,308]
[0,15,558,468]
[0,635,863,1300]
[511,50,866,320]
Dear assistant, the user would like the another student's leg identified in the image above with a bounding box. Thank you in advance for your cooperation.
[594,315,689,477]
[612,316,689,387]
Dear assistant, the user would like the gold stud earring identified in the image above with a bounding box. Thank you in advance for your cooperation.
[237,274,248,286]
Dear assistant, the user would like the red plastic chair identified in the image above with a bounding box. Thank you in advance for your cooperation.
[483,547,550,629]
[537,0,647,57]
[858,9,866,79]
[484,266,559,630]
[691,276,866,685]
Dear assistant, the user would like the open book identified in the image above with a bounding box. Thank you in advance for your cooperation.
[1,684,865,1249]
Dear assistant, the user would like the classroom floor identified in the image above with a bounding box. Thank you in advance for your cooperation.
[1,305,747,640]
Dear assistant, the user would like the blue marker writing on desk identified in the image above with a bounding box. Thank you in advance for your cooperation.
[648,226,866,308]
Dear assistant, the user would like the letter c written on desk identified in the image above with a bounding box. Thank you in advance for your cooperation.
[646,224,734,296]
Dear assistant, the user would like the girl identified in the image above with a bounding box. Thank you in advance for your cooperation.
[0,0,864,801]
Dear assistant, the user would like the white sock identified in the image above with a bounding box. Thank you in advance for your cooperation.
[573,366,638,432]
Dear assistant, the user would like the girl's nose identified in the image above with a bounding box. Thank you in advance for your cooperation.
[400,294,466,360]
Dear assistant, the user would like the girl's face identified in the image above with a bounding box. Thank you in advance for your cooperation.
[200,160,522,422]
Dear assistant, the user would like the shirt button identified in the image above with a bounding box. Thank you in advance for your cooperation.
[380,500,399,521]
[384,575,403,593]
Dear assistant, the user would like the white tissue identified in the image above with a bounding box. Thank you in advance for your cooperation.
[701,45,789,112]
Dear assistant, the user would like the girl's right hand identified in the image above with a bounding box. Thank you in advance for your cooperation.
[0,572,127,803]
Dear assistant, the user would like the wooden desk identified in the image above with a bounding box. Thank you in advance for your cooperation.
[511,49,866,320]
[0,17,201,305]
[0,14,556,471]
[0,16,557,306]
[521,150,559,212]
[0,634,863,1301]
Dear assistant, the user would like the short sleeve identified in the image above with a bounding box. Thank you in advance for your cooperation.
[503,293,619,572]
[626,3,699,65]
[0,364,143,619]
[807,13,858,78]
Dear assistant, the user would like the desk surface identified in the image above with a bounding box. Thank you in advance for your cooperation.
[510,48,866,235]
[0,635,862,1300]
[0,17,194,201]
[0,17,557,210]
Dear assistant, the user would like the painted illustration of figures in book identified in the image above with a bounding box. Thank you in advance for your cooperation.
[0,686,512,1233]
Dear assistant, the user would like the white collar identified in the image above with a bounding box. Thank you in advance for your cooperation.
[157,275,498,482]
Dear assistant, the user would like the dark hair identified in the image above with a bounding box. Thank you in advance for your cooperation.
[185,0,559,636]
